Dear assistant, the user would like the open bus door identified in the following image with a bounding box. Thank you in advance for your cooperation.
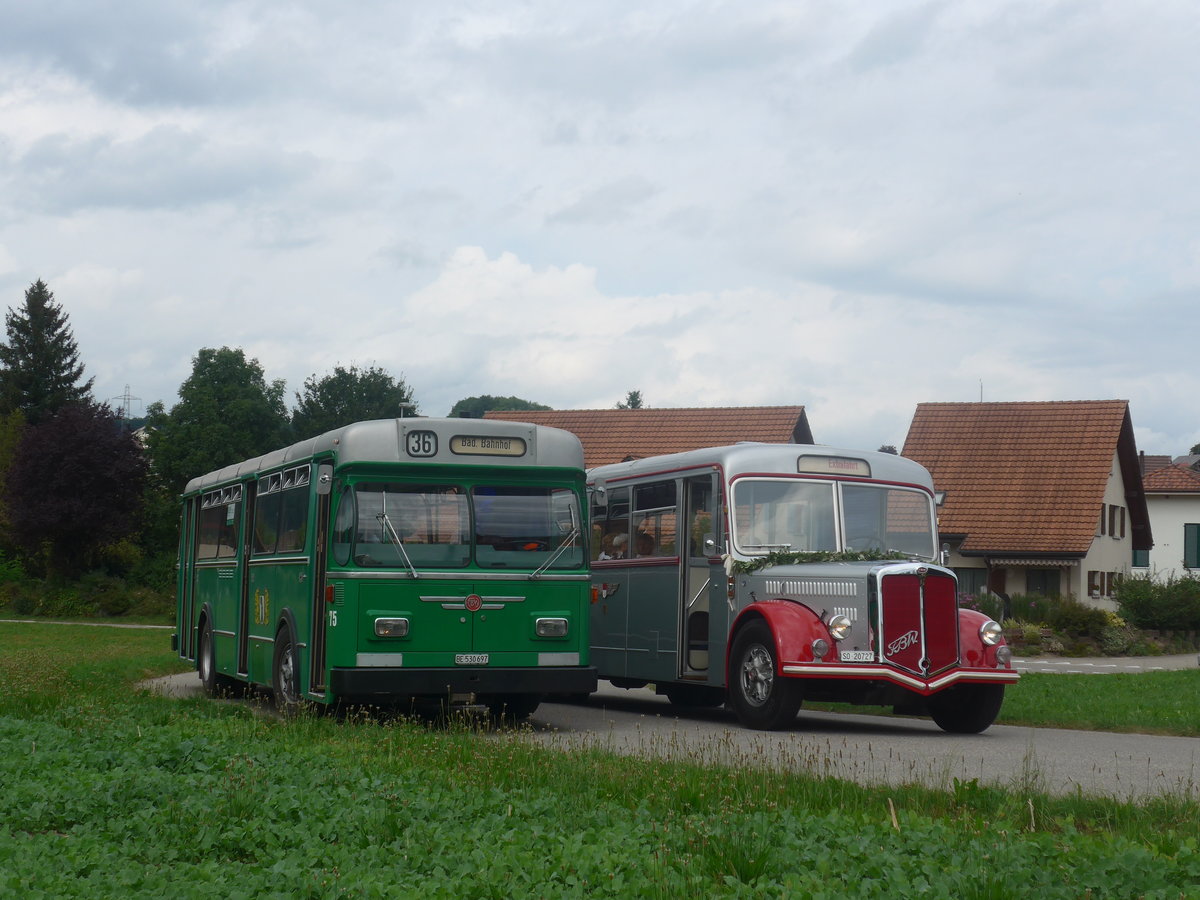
[308,463,333,695]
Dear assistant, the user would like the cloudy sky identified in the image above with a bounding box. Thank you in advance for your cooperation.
[0,1,1196,454]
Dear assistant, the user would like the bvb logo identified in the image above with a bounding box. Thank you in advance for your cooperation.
[254,589,271,626]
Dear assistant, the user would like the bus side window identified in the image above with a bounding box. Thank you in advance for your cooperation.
[594,487,630,560]
[332,486,355,566]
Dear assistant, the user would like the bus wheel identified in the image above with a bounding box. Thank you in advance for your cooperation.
[272,626,302,713]
[484,693,541,723]
[927,684,1005,734]
[663,683,725,708]
[198,619,242,698]
[728,620,802,730]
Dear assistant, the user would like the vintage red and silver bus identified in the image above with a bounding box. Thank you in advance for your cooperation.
[588,443,1017,732]
[174,417,595,718]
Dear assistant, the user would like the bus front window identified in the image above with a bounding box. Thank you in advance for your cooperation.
[347,483,470,568]
[733,480,836,555]
[473,486,583,569]
[841,484,936,559]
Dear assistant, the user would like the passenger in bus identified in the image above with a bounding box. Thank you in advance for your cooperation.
[635,532,656,557]
[599,533,627,559]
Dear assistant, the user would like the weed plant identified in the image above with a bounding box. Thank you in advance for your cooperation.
[2,624,1199,898]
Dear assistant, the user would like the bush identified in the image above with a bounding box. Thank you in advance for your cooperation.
[1115,572,1200,631]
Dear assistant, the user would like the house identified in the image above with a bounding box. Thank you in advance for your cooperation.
[482,406,813,468]
[1134,461,1200,579]
[902,400,1151,606]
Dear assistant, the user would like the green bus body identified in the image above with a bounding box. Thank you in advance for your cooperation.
[174,418,596,711]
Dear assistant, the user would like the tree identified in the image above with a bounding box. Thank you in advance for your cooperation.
[145,347,290,495]
[292,364,417,439]
[4,402,146,578]
[449,395,550,418]
[616,390,644,410]
[0,279,94,424]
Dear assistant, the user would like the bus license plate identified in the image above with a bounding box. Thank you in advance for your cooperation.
[840,650,874,662]
[455,653,489,665]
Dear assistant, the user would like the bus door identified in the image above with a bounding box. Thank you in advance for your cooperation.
[590,484,631,678]
[309,464,333,695]
[680,474,717,678]
[625,480,679,683]
[237,481,255,677]
[177,499,198,660]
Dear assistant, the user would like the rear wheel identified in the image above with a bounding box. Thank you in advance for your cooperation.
[273,625,302,713]
[484,693,542,723]
[728,620,802,730]
[927,684,1005,734]
[663,683,725,708]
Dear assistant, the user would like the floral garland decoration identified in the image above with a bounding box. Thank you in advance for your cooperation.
[729,549,911,575]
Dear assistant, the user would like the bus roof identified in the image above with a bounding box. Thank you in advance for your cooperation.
[587,442,936,492]
[182,417,585,496]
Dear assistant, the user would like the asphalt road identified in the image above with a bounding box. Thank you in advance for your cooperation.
[147,666,1200,801]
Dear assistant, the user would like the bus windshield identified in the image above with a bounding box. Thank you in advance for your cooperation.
[733,480,837,554]
[732,479,936,559]
[334,482,583,570]
[841,484,936,558]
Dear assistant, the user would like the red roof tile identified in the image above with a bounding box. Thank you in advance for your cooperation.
[1142,463,1200,493]
[902,400,1146,556]
[483,406,812,468]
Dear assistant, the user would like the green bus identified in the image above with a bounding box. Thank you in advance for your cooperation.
[174,417,596,718]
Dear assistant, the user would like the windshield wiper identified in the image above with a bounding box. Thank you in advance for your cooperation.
[377,513,418,579]
[531,528,580,580]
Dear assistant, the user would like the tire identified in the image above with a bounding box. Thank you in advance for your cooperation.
[273,625,302,713]
[927,684,1005,734]
[663,683,726,708]
[483,693,542,723]
[728,620,802,730]
[197,619,242,697]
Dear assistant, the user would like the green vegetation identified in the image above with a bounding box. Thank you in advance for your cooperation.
[1117,573,1200,633]
[3,623,1200,898]
[1000,671,1200,735]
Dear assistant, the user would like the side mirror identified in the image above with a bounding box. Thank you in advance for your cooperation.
[316,463,334,496]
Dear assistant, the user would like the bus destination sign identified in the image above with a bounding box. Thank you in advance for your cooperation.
[450,435,528,457]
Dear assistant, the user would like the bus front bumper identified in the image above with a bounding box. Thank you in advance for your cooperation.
[329,665,598,699]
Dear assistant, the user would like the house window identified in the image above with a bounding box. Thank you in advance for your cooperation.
[1132,548,1149,567]
[1185,524,1200,569]
[1087,570,1100,597]
[954,567,988,597]
[1025,569,1061,596]
[1099,504,1106,536]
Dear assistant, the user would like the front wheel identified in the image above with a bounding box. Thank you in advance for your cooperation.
[272,625,302,714]
[728,620,802,730]
[198,619,242,697]
[927,684,1005,734]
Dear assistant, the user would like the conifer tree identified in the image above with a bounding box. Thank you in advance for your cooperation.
[0,279,94,424]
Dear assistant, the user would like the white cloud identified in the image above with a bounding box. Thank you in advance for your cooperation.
[0,0,1196,458]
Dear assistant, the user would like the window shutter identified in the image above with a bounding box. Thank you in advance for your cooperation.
[1185,524,1200,569]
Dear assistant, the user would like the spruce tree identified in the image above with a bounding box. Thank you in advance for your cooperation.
[0,279,94,424]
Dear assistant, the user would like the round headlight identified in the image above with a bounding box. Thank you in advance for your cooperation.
[828,614,852,642]
[979,619,1003,647]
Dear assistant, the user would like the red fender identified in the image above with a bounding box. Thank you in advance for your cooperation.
[957,607,1009,668]
[728,602,831,680]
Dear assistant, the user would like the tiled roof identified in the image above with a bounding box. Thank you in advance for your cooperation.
[902,400,1146,556]
[1142,463,1200,493]
[482,406,812,468]
[1140,454,1173,474]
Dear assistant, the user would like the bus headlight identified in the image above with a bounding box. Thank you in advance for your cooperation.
[979,619,1003,647]
[536,617,569,638]
[827,614,852,642]
[374,617,409,638]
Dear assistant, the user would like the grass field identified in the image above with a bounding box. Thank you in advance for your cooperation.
[2,622,1199,898]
